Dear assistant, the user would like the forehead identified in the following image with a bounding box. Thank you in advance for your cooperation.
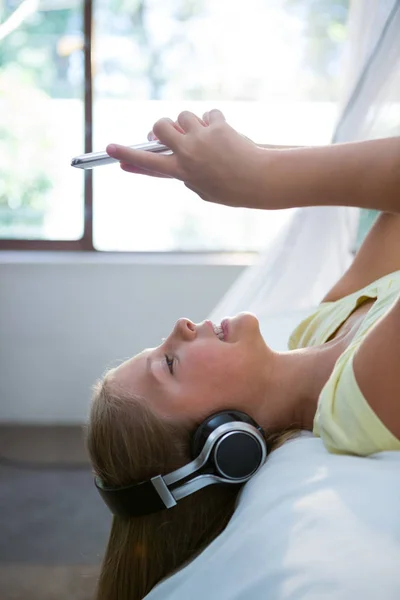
[108,350,151,391]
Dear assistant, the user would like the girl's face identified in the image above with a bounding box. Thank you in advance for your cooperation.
[109,313,272,425]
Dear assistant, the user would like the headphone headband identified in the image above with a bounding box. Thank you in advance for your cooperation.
[95,412,268,518]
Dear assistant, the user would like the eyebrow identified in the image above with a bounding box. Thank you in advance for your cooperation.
[146,353,161,387]
[146,354,152,377]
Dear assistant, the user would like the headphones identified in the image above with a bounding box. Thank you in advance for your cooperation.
[95,410,268,518]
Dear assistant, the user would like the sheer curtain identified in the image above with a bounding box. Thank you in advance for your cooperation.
[334,0,400,142]
[207,0,400,350]
[336,0,400,249]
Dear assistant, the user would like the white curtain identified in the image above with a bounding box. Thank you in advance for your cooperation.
[334,0,400,142]
[208,206,358,350]
[207,0,400,350]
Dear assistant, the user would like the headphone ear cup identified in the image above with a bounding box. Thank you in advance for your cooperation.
[214,429,264,479]
[191,410,265,459]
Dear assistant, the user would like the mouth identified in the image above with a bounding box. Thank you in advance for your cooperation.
[207,319,229,341]
[212,323,225,341]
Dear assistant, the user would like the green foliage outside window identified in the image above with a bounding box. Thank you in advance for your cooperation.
[1,0,350,240]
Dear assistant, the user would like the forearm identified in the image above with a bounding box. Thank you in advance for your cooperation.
[109,111,399,214]
[258,144,304,150]
[259,137,400,213]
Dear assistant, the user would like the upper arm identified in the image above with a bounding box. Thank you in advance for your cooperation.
[352,295,400,440]
[322,213,400,302]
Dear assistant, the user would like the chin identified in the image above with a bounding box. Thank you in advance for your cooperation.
[236,312,259,326]
[230,312,261,339]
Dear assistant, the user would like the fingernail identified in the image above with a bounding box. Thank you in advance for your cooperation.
[106,144,117,156]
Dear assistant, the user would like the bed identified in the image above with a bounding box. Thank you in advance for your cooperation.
[145,433,400,599]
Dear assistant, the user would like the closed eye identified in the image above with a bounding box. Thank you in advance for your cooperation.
[165,354,174,374]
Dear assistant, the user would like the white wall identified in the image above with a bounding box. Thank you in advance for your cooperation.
[0,253,245,423]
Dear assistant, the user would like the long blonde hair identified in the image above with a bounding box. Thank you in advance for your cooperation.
[87,377,296,600]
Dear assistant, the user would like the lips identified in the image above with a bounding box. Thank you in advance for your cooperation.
[220,318,229,341]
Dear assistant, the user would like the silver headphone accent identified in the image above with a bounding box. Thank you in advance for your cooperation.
[151,422,267,509]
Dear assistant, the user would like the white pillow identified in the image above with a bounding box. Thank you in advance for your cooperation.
[145,434,400,600]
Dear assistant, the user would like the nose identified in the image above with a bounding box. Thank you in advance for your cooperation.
[173,318,196,340]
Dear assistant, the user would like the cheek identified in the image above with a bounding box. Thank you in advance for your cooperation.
[185,346,225,378]
[185,346,246,393]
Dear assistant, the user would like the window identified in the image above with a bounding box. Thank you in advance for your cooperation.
[0,0,85,248]
[0,0,349,251]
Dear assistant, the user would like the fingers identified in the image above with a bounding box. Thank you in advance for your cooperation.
[152,118,184,151]
[202,111,210,125]
[148,119,185,142]
[109,109,225,179]
[147,109,224,141]
[173,121,186,134]
[151,111,206,149]
[107,143,180,178]
[177,111,204,132]
[201,109,225,125]
[148,111,208,143]
[209,109,226,124]
[120,163,172,178]
[184,112,207,128]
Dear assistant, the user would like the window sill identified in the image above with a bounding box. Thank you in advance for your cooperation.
[0,250,257,267]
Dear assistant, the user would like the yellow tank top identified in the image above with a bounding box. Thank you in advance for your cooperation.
[289,270,400,456]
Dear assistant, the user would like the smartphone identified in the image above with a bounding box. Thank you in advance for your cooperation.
[71,140,170,169]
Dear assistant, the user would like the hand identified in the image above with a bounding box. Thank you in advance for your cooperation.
[106,109,269,209]
[122,114,207,180]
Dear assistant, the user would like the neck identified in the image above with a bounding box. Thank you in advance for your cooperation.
[252,340,346,433]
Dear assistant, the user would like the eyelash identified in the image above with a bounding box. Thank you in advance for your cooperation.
[165,354,174,374]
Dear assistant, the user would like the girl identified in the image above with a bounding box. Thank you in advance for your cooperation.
[87,117,400,599]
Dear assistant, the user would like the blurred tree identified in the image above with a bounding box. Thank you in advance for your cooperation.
[93,0,207,98]
[284,0,349,99]
[0,0,82,98]
[0,1,82,236]
[0,0,207,97]
[0,72,54,236]
[1,0,350,100]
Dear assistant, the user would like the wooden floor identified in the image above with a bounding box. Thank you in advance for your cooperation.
[0,425,110,600]
[0,424,90,466]
[0,565,100,600]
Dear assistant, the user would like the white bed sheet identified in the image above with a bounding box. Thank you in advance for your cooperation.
[145,434,400,600]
